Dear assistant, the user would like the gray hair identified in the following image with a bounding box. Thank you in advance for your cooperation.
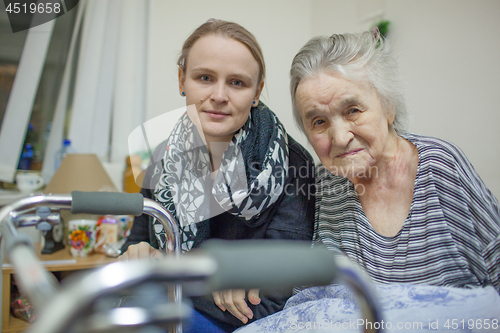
[290,30,407,134]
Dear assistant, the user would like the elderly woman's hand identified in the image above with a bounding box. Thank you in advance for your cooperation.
[118,241,164,261]
[212,289,261,324]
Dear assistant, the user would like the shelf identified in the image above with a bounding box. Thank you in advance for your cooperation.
[3,247,117,274]
[2,245,117,332]
[3,315,30,333]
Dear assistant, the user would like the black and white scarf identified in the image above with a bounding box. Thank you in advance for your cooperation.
[152,102,289,252]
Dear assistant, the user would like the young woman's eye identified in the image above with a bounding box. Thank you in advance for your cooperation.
[199,75,211,82]
[231,80,244,86]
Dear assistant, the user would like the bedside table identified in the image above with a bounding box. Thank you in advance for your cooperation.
[2,247,116,333]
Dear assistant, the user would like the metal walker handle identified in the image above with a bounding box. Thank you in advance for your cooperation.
[0,192,182,332]
[1,193,383,333]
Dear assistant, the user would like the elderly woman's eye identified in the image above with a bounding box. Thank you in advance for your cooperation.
[313,119,325,126]
[348,108,360,115]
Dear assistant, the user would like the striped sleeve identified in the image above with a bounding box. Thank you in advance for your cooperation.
[428,136,500,290]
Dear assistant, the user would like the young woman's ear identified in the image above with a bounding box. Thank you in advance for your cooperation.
[253,80,264,105]
[178,67,186,96]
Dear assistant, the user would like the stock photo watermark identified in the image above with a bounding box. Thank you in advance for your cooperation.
[289,318,499,331]
[127,105,383,225]
[3,0,79,33]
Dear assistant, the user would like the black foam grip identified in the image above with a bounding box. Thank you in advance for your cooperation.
[71,191,144,216]
[202,240,338,291]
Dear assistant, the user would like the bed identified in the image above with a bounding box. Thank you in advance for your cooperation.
[235,283,500,333]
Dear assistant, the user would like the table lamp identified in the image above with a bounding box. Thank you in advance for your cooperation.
[43,154,118,194]
[42,154,118,254]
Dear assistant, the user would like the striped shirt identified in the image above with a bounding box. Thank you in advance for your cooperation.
[314,133,500,292]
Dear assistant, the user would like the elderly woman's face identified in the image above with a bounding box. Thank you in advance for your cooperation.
[296,72,395,179]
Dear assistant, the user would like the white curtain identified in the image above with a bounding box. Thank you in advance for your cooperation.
[41,0,86,182]
[42,0,150,183]
[110,0,148,164]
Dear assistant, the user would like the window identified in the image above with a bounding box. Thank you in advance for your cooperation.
[0,1,77,175]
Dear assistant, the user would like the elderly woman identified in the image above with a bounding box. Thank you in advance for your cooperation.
[290,30,500,291]
[235,30,500,333]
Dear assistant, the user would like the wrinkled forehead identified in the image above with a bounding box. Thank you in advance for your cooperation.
[296,71,374,109]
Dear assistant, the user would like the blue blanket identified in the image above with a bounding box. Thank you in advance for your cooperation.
[235,284,500,332]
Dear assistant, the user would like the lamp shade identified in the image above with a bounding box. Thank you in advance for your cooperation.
[43,154,118,194]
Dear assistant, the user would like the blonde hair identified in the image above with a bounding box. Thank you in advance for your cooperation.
[178,19,266,83]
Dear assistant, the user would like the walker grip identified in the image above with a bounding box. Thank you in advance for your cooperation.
[203,240,338,291]
[71,191,144,216]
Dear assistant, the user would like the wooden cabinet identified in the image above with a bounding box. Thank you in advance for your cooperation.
[2,247,116,333]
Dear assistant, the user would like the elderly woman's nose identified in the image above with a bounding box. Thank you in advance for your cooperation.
[329,121,353,147]
[211,82,229,103]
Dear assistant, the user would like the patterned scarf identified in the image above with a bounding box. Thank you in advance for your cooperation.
[152,102,289,252]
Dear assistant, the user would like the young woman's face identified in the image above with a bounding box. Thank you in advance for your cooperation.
[179,35,263,143]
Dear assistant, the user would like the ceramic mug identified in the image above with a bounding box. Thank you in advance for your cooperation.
[16,172,44,193]
[67,219,106,257]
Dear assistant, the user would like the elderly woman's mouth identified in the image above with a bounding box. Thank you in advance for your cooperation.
[336,149,363,158]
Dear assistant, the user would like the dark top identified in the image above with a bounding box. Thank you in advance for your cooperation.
[122,134,316,327]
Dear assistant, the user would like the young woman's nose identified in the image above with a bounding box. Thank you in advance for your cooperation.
[210,82,229,104]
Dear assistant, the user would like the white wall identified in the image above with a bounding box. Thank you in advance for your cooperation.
[148,0,500,198]
[147,0,312,149]
[389,0,500,199]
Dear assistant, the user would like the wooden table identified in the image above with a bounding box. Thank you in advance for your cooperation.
[2,247,117,333]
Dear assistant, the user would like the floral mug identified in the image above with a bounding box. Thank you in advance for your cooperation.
[67,219,106,257]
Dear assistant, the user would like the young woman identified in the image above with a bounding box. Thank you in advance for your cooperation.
[120,19,315,332]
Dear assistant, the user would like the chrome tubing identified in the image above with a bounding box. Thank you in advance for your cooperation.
[335,255,383,333]
[142,198,180,258]
[142,197,182,333]
[0,193,183,333]
[25,255,217,333]
[0,195,73,308]
[25,241,383,333]
[6,242,60,308]
[1,195,381,333]
[0,194,72,228]
[0,194,181,259]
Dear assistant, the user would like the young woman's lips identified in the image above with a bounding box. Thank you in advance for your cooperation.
[336,148,363,158]
[204,110,229,119]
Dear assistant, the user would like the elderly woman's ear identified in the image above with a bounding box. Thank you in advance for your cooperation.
[387,105,396,128]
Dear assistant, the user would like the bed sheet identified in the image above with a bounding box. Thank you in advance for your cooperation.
[235,283,500,333]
